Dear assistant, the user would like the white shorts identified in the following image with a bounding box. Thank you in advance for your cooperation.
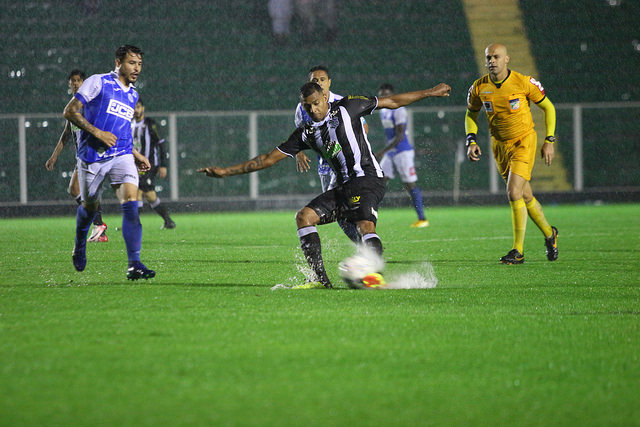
[380,150,418,183]
[77,154,139,204]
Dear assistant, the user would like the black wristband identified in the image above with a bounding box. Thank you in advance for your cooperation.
[465,133,477,147]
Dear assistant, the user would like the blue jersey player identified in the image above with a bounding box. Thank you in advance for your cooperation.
[64,45,155,280]
[376,83,429,228]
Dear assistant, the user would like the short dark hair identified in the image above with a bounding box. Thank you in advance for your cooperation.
[308,65,330,79]
[300,82,323,99]
[68,69,86,81]
[378,83,394,92]
[136,97,144,106]
[115,45,144,61]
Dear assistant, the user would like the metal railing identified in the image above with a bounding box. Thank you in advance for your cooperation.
[1,101,639,205]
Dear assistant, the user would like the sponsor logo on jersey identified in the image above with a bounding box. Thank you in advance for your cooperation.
[509,98,520,110]
[348,95,369,100]
[529,77,545,94]
[483,101,494,112]
[107,99,134,121]
[323,140,342,159]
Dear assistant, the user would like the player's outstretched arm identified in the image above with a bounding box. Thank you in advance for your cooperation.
[198,147,288,178]
[64,97,117,148]
[377,83,451,109]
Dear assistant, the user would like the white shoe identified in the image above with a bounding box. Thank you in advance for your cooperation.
[88,223,108,242]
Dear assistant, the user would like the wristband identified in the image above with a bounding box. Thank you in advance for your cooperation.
[545,136,556,143]
[465,133,477,147]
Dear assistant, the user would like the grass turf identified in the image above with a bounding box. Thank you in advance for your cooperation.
[1,203,639,426]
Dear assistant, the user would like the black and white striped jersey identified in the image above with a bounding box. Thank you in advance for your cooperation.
[278,95,383,187]
[132,117,167,168]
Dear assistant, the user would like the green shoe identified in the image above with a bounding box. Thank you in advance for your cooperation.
[291,281,328,290]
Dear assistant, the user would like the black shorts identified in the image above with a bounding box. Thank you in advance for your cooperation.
[138,167,158,192]
[307,176,386,225]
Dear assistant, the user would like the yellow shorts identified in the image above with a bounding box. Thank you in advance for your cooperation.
[492,131,537,181]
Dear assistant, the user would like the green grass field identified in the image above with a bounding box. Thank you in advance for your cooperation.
[1,203,639,426]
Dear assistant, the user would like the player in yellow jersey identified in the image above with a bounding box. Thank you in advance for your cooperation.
[465,43,558,264]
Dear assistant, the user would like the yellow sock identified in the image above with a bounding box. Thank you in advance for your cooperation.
[510,198,527,254]
[526,197,553,238]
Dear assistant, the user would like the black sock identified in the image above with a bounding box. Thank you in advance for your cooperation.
[298,226,331,287]
[150,198,172,222]
[93,205,103,226]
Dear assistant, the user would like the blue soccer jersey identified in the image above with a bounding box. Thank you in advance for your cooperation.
[379,106,412,155]
[75,71,138,163]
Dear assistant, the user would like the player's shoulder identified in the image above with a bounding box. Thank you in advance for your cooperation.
[473,74,492,86]
[329,91,343,102]
[511,70,546,93]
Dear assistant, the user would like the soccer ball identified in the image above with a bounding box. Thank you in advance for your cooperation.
[338,252,386,289]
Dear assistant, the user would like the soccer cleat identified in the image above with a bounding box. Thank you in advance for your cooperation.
[545,226,559,261]
[127,262,156,280]
[162,219,176,229]
[291,281,330,290]
[72,244,87,272]
[500,249,525,265]
[88,222,108,242]
[410,219,430,228]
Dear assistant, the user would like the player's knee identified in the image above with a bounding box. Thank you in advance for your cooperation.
[295,207,319,228]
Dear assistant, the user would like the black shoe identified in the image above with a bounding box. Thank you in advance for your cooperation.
[545,226,559,261]
[162,219,176,229]
[127,262,156,280]
[500,249,525,265]
[72,244,87,272]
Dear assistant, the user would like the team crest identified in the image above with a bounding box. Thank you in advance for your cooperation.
[509,98,520,110]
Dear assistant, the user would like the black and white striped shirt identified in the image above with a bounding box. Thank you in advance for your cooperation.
[131,117,167,168]
[278,95,383,188]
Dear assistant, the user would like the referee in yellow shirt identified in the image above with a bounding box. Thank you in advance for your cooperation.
[465,43,558,264]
